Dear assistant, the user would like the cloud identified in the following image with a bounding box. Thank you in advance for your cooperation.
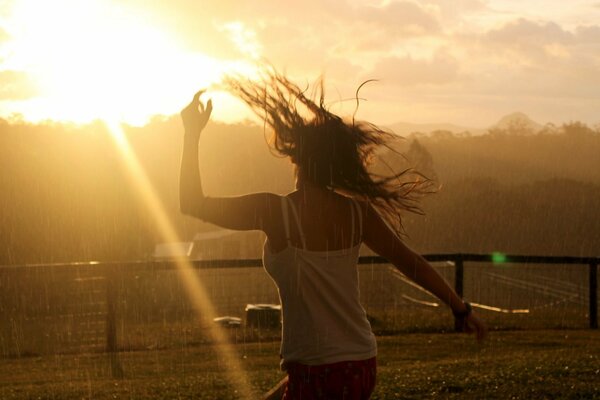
[361,1,441,36]
[486,18,573,46]
[2,0,599,126]
[0,70,37,100]
[471,18,600,70]
[126,0,443,62]
[420,0,488,23]
[446,18,600,102]
[231,1,445,75]
[367,51,459,86]
[123,2,600,126]
[480,18,600,65]
[575,24,600,43]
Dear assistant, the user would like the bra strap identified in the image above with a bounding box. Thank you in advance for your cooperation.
[286,198,307,249]
[281,196,292,245]
[350,200,356,244]
[351,198,363,238]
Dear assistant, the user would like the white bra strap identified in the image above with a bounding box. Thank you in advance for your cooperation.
[287,197,307,249]
[350,200,356,244]
[281,196,291,244]
[351,198,363,238]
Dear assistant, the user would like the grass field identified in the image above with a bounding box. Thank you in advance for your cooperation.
[1,261,597,398]
[0,329,598,399]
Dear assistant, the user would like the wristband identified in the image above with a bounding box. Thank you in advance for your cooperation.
[453,301,472,319]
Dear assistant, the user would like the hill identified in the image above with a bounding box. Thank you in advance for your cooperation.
[490,112,543,134]
[387,121,483,135]
[387,111,545,136]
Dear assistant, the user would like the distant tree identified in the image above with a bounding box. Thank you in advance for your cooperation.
[429,129,455,140]
[506,118,535,135]
[2,116,599,263]
[539,122,558,135]
[487,127,507,137]
[406,139,438,183]
[561,121,595,137]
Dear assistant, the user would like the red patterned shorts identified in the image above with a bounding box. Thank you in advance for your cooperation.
[283,357,377,400]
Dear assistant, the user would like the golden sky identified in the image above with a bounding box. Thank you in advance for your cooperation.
[0,0,599,127]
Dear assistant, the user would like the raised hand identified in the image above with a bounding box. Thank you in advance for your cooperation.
[181,90,213,137]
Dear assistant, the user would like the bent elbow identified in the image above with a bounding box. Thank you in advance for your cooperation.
[179,204,191,216]
[179,198,205,219]
[180,205,198,218]
[179,197,194,216]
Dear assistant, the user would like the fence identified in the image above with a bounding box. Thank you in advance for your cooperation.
[1,253,598,372]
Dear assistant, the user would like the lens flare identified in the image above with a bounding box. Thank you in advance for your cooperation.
[492,252,507,264]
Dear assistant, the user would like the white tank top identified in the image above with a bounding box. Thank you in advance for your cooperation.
[262,196,377,368]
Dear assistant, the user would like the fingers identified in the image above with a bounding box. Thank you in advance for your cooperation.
[464,313,487,341]
[192,89,206,104]
[471,318,487,341]
[187,89,206,110]
[184,90,211,114]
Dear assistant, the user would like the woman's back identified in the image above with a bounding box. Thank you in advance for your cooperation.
[262,189,376,368]
[267,186,363,254]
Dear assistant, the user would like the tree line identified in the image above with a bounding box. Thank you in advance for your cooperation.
[1,117,598,265]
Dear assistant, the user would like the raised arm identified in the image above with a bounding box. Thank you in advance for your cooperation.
[179,90,279,232]
[362,202,487,340]
[179,90,211,216]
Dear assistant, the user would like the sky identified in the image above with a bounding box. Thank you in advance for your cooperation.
[0,0,599,128]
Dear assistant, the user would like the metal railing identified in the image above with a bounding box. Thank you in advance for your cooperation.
[1,253,598,360]
[1,253,597,378]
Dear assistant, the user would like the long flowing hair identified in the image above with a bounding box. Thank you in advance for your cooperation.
[227,69,434,235]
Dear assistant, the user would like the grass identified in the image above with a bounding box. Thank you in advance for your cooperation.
[0,329,599,399]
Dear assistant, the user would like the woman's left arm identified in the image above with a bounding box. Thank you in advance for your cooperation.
[179,90,278,232]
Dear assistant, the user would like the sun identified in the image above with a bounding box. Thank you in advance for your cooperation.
[5,0,245,124]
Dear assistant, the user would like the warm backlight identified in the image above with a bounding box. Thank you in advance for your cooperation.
[6,0,231,124]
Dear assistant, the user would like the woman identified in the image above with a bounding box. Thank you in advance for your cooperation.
[179,72,487,399]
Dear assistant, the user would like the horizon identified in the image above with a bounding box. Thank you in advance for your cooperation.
[1,109,596,134]
[1,0,599,127]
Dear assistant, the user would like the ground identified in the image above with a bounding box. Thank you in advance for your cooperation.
[0,329,598,399]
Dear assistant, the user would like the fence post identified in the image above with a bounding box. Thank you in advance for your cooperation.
[106,266,124,378]
[454,256,464,332]
[590,262,598,329]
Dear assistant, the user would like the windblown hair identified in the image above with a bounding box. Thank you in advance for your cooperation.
[227,70,434,235]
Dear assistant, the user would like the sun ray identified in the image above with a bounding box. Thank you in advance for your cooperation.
[105,120,255,399]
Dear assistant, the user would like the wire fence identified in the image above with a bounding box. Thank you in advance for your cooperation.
[0,254,597,364]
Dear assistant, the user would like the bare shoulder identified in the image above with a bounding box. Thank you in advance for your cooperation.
[361,200,396,242]
[186,191,284,233]
[254,192,285,218]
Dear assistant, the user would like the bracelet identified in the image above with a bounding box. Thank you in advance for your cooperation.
[453,301,472,319]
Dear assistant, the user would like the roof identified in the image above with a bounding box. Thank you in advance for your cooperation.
[153,242,193,258]
[193,230,237,241]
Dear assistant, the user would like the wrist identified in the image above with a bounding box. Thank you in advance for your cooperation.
[452,301,472,319]
[183,131,201,143]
